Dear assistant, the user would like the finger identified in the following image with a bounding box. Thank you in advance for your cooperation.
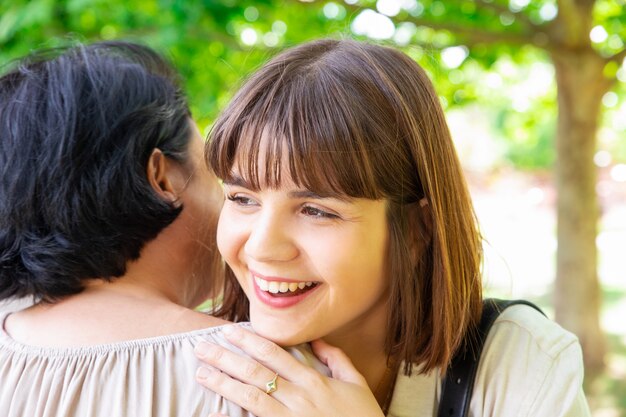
[194,341,294,406]
[219,325,308,380]
[194,341,286,394]
[196,366,284,417]
[311,339,368,386]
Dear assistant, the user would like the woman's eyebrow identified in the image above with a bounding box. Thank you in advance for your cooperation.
[222,175,257,191]
[288,190,327,200]
[289,190,353,202]
[224,175,352,202]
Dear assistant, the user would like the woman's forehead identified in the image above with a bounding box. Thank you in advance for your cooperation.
[230,154,379,202]
[217,120,387,201]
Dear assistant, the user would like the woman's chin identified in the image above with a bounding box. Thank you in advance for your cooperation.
[250,319,310,347]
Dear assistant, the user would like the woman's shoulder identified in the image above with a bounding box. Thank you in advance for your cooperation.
[387,304,591,417]
[473,303,590,417]
[0,306,248,355]
[1,296,231,347]
[487,303,580,358]
[0,317,254,417]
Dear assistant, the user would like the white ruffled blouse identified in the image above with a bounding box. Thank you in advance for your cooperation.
[0,312,325,417]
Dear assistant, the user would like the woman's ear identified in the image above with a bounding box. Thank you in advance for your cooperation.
[407,198,433,264]
[146,148,178,203]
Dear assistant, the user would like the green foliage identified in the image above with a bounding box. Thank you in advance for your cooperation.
[1,0,624,167]
[495,104,557,170]
[594,0,626,56]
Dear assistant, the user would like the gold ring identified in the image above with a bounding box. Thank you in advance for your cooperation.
[265,373,278,395]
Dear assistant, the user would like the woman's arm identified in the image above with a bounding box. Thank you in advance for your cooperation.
[194,325,385,417]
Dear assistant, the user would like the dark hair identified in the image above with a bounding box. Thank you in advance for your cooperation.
[208,39,482,374]
[0,41,192,302]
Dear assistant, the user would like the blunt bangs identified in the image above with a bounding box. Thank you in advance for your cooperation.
[208,45,420,203]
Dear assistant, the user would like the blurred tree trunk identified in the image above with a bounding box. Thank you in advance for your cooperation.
[551,49,608,373]
[549,0,610,373]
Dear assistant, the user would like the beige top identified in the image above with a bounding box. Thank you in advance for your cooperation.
[387,304,591,417]
[0,312,326,417]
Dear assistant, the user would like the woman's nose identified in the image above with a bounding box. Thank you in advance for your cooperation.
[243,211,298,263]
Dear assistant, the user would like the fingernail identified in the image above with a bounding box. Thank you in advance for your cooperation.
[196,366,212,380]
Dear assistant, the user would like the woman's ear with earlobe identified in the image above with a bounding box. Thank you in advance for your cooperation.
[146,148,178,204]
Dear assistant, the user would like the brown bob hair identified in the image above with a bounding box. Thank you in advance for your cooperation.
[207,39,482,375]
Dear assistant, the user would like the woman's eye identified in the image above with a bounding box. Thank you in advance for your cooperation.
[226,194,258,207]
[301,205,338,219]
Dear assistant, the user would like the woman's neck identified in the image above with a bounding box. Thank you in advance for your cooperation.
[322,295,392,394]
[4,269,225,348]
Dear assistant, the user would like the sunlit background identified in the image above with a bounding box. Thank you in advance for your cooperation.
[1,0,625,414]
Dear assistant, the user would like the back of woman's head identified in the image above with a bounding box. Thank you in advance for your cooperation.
[0,41,191,302]
[208,39,482,374]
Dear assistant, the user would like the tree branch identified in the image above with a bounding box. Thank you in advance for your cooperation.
[338,1,537,47]
[474,0,538,29]
[399,16,536,47]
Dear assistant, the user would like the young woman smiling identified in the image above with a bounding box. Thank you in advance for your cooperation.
[194,39,591,417]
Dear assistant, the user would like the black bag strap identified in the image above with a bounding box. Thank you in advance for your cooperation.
[436,298,545,417]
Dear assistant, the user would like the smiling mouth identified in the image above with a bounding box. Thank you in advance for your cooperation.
[253,276,319,297]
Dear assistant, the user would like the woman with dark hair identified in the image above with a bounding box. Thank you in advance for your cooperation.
[0,41,325,417]
[194,39,591,417]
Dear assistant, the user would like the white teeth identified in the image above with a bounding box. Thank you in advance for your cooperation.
[268,281,280,294]
[255,277,269,291]
[255,276,316,294]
